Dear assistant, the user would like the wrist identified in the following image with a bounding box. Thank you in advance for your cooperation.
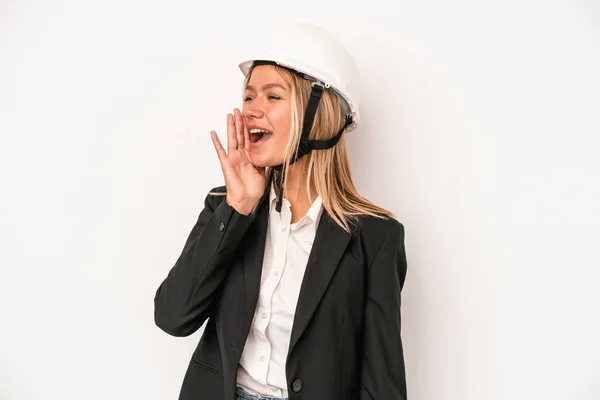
[226,196,259,216]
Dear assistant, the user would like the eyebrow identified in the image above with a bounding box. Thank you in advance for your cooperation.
[245,83,287,91]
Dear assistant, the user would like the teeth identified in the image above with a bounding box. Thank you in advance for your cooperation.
[249,128,271,134]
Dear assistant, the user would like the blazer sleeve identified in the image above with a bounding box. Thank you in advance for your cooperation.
[360,222,408,399]
[154,188,255,337]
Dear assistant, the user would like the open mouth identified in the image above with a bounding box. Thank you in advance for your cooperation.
[249,128,273,144]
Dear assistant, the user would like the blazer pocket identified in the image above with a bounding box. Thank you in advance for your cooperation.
[191,358,219,373]
[181,357,223,400]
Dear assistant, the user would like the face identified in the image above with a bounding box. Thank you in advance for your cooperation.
[242,65,292,167]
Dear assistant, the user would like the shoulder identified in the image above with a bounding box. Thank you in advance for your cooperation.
[207,185,227,195]
[204,185,227,209]
[352,214,405,265]
[356,213,404,240]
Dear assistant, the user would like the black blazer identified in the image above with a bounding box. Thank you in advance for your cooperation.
[154,186,408,400]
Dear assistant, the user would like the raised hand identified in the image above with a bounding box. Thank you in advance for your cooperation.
[210,108,266,215]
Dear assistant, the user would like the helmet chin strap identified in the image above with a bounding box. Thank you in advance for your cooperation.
[272,84,352,212]
[251,60,353,213]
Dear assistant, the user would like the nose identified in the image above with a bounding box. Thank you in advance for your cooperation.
[243,99,264,120]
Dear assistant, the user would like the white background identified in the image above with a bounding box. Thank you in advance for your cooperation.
[1,0,599,399]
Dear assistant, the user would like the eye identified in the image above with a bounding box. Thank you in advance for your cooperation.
[268,95,281,100]
[243,96,253,102]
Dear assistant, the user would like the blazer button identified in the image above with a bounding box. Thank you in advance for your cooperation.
[292,379,302,392]
[219,222,225,232]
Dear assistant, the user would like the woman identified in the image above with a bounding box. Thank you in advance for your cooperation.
[154,23,408,400]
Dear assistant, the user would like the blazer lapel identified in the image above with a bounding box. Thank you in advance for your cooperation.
[242,194,269,326]
[288,211,352,354]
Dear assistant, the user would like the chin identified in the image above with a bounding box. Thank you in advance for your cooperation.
[250,154,283,168]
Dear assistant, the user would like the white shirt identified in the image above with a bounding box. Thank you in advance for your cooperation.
[236,185,323,398]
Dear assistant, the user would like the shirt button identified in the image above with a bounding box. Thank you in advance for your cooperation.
[262,312,267,319]
[219,222,225,232]
[260,356,265,362]
[292,379,303,392]
[274,271,279,276]
[281,227,287,232]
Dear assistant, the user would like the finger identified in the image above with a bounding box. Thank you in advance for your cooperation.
[210,131,228,166]
[226,113,237,154]
[243,114,251,151]
[234,108,244,150]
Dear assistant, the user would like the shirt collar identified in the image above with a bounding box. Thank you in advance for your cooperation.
[269,184,323,226]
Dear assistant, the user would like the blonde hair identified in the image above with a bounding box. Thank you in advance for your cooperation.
[245,65,393,232]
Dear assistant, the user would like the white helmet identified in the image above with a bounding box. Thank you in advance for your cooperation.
[238,22,361,131]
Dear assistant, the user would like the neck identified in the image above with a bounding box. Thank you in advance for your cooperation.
[281,158,318,223]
